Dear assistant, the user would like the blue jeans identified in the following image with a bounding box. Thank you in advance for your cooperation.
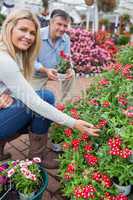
[0,90,55,140]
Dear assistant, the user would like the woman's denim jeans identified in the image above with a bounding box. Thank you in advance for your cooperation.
[0,90,55,140]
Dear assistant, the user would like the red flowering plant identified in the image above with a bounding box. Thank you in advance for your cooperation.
[57,50,71,74]
[96,136,133,186]
[50,62,133,199]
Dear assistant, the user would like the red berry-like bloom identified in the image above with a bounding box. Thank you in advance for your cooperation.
[64,128,72,137]
[72,139,80,150]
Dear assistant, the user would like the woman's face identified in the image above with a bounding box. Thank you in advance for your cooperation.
[11,19,36,51]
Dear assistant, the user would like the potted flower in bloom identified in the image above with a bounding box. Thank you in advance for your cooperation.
[57,50,71,80]
[0,158,48,200]
[97,137,133,196]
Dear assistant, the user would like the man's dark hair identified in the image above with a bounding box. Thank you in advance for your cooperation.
[50,9,70,21]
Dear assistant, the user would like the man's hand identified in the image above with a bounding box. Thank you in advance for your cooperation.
[0,93,14,109]
[46,68,58,80]
[74,119,100,137]
[65,68,75,80]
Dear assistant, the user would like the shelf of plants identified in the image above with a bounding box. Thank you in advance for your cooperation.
[68,28,117,76]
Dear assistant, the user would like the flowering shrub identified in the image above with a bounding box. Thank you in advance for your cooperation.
[0,158,42,196]
[52,63,133,199]
[68,28,117,74]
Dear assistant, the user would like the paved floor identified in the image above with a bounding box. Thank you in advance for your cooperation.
[3,77,133,200]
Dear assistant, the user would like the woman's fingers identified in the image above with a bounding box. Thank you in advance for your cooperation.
[0,94,13,109]
[74,120,100,136]
[84,127,99,136]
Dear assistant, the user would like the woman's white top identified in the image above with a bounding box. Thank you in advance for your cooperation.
[0,50,76,128]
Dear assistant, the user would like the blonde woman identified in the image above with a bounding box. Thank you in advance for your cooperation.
[0,9,99,168]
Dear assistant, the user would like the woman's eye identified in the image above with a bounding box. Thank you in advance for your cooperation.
[30,31,36,36]
[19,28,27,32]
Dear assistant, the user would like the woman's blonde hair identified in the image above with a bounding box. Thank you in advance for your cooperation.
[0,9,41,79]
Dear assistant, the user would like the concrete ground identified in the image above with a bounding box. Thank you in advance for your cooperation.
[4,77,133,200]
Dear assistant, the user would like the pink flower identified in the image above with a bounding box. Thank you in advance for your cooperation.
[7,168,15,177]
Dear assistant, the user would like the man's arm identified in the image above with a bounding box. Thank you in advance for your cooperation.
[34,60,58,80]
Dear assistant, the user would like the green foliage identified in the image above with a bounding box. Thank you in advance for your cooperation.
[11,162,42,194]
[116,35,130,45]
[51,63,133,199]
[117,45,133,64]
[50,124,65,143]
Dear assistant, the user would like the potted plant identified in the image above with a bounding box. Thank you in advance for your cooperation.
[97,137,133,196]
[57,50,71,80]
[0,158,48,200]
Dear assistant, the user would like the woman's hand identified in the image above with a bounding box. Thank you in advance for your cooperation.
[0,93,14,109]
[74,119,100,136]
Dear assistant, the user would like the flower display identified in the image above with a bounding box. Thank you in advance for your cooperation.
[51,62,133,199]
[0,157,44,198]
[67,28,117,74]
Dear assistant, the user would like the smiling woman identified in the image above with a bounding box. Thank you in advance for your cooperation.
[11,19,36,51]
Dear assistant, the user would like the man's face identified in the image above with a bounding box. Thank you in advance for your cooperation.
[50,16,69,38]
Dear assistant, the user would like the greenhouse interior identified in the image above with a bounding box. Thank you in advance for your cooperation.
[0,0,133,200]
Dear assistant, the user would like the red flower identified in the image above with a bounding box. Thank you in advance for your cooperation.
[81,185,96,199]
[92,171,101,182]
[66,163,75,173]
[97,119,108,128]
[59,50,66,58]
[72,139,80,150]
[89,99,99,106]
[101,174,112,188]
[74,186,82,198]
[122,64,133,80]
[70,108,80,119]
[102,100,110,108]
[64,172,72,180]
[84,144,93,152]
[84,154,98,166]
[62,142,70,150]
[56,103,65,111]
[81,133,89,141]
[118,96,128,106]
[99,78,110,85]
[115,194,128,200]
[119,148,132,159]
[64,128,73,137]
